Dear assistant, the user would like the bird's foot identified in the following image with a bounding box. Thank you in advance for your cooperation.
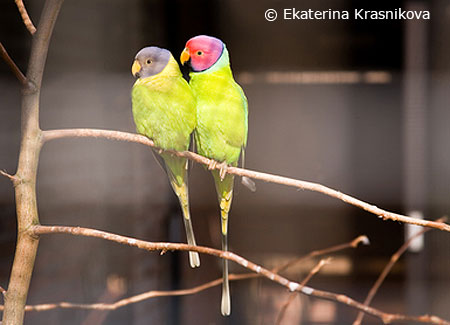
[218,162,228,180]
[207,159,218,170]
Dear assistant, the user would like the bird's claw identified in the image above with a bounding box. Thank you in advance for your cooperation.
[207,160,228,180]
[208,160,218,170]
[219,162,228,180]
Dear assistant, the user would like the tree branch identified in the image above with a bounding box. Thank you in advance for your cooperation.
[353,216,447,325]
[0,42,27,85]
[30,224,449,324]
[15,0,37,34]
[42,128,450,233]
[2,1,64,324]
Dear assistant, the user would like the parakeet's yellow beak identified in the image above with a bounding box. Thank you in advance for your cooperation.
[180,48,190,65]
[132,60,141,77]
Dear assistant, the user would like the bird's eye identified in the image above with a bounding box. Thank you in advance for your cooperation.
[196,51,203,56]
[146,59,152,64]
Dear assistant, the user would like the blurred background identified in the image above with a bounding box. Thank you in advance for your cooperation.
[1,0,450,324]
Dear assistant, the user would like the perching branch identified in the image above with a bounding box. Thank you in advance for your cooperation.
[42,128,450,234]
[30,224,449,324]
[15,0,37,34]
[2,0,64,324]
[0,42,27,85]
[353,216,447,325]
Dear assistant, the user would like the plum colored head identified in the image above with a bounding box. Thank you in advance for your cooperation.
[180,35,224,72]
[132,46,171,79]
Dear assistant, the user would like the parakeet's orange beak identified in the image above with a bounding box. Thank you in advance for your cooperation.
[180,48,190,65]
[132,60,141,77]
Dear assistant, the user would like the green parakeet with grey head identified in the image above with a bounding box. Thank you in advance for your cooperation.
[131,46,200,268]
[181,35,249,316]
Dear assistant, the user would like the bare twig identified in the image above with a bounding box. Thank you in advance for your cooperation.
[0,170,17,183]
[2,0,64,324]
[276,258,331,325]
[41,128,450,234]
[269,234,369,324]
[273,235,369,274]
[81,275,126,325]
[15,0,37,34]
[0,42,27,85]
[219,235,368,284]
[273,236,366,324]
[353,216,447,325]
[0,274,250,312]
[30,224,448,324]
[300,258,331,289]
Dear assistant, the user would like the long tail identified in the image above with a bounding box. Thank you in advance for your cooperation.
[213,171,234,316]
[163,154,200,268]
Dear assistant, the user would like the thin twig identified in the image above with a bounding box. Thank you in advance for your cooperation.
[276,258,331,325]
[273,235,369,274]
[30,224,449,324]
[41,128,450,234]
[300,258,331,289]
[0,170,17,183]
[217,235,368,283]
[15,0,37,34]
[0,42,27,85]
[353,216,447,325]
[0,274,251,312]
[272,236,367,324]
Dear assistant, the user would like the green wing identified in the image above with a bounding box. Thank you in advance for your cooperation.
[132,76,196,152]
[192,72,247,165]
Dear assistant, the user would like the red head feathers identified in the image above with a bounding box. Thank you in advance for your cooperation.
[180,35,224,72]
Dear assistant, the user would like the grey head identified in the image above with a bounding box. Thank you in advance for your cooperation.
[132,46,171,79]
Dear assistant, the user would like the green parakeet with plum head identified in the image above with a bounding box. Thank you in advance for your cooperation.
[131,46,200,268]
[181,35,249,316]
